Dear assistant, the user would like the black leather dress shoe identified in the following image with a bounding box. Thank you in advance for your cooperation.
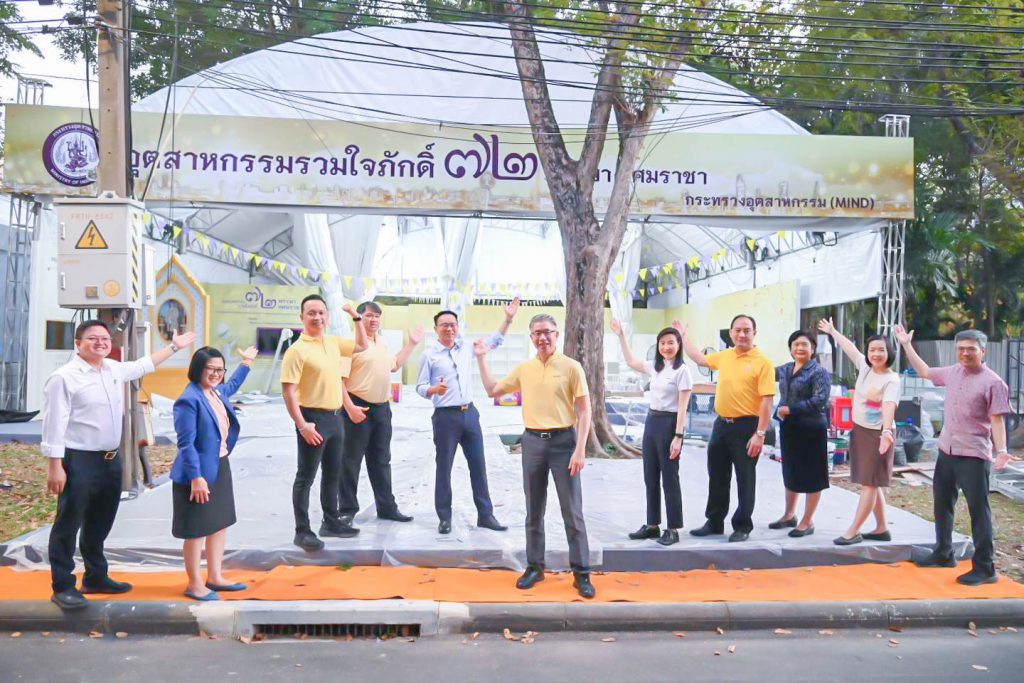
[477,515,508,531]
[51,588,89,610]
[788,525,814,538]
[378,510,414,523]
[293,531,325,551]
[656,529,680,546]
[956,569,998,586]
[573,573,596,599]
[516,566,545,590]
[768,517,797,530]
[628,524,661,540]
[319,523,359,538]
[689,522,724,537]
[438,519,452,534]
[915,552,957,568]
[81,577,132,594]
[728,530,750,543]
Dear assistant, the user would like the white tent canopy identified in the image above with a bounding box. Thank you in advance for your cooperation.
[133,21,882,317]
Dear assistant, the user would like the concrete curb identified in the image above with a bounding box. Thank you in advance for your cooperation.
[2,599,1023,637]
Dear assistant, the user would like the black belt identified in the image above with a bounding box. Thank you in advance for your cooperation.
[525,426,574,440]
[717,415,758,424]
[648,409,678,417]
[66,447,119,461]
[436,403,474,412]
[301,406,343,415]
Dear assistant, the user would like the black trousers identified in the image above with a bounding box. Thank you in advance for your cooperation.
[48,448,122,593]
[933,451,995,576]
[432,404,494,521]
[292,407,344,534]
[641,411,683,529]
[705,416,760,533]
[339,395,398,517]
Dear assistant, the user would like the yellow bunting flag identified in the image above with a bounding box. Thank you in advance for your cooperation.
[172,226,182,239]
[230,247,239,259]
[344,275,353,288]
[639,267,649,281]
[252,255,263,268]
[746,238,756,251]
[298,267,309,279]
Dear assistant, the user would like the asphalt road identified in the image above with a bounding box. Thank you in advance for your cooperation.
[1,627,1022,682]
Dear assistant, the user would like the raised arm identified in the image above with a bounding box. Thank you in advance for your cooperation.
[894,324,930,379]
[148,330,198,368]
[497,296,520,337]
[474,338,501,398]
[817,317,862,365]
[610,319,646,373]
[392,326,424,372]
[672,320,710,368]
[343,303,368,352]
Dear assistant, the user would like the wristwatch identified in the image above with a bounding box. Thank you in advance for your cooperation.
[755,429,766,438]
[169,342,180,353]
[674,433,685,439]
[352,315,362,322]
[997,448,1009,455]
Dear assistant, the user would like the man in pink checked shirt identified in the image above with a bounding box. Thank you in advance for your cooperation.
[895,325,1021,586]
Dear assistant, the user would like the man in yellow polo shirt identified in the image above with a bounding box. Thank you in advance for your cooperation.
[339,301,423,524]
[281,294,366,551]
[681,314,776,543]
[476,313,595,599]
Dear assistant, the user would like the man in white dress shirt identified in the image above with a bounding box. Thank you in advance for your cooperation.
[42,320,196,610]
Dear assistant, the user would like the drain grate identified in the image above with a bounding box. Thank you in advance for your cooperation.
[254,623,421,639]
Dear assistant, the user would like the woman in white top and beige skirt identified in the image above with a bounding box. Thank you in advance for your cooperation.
[818,319,900,546]
[611,321,694,546]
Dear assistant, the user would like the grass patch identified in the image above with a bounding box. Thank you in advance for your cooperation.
[0,442,177,543]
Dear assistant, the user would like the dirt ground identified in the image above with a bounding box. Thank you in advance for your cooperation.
[0,442,176,542]
[832,456,1024,583]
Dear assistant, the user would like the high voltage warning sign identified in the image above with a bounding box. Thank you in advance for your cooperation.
[75,221,108,249]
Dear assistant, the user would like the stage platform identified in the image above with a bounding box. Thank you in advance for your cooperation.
[1,395,969,573]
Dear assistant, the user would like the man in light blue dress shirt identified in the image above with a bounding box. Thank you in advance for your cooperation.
[416,299,520,534]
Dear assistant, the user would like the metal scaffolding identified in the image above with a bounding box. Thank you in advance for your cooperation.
[877,114,910,364]
[0,76,48,411]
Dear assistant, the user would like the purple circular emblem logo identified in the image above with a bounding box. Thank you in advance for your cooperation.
[42,123,99,187]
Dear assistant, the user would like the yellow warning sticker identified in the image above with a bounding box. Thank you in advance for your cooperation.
[75,221,108,249]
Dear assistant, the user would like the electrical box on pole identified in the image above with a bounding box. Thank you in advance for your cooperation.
[55,193,145,309]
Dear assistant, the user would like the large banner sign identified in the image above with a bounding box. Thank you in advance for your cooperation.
[3,105,914,219]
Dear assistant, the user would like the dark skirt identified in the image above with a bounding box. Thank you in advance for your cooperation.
[172,457,236,539]
[779,419,830,493]
[849,423,894,487]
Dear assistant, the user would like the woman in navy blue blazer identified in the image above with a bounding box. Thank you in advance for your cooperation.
[171,345,256,601]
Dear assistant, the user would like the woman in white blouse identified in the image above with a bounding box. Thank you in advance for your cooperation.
[611,320,694,546]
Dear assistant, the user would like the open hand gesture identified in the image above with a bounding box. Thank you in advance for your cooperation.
[817,318,836,335]
[408,325,425,345]
[171,330,197,350]
[504,296,521,321]
[995,452,1020,471]
[893,324,914,346]
[239,345,258,363]
[671,319,687,337]
[610,319,624,336]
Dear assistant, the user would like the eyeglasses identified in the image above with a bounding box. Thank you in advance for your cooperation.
[530,329,557,338]
[204,366,226,374]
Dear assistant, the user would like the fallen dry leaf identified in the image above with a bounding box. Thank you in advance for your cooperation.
[774,628,792,636]
[968,630,979,638]
[404,638,415,643]
[460,639,468,645]
[115,632,128,639]
[1007,627,1018,633]
[888,626,904,633]
[727,645,736,653]
[968,621,977,631]
[295,632,308,641]
[715,627,725,635]
[672,631,687,638]
[295,664,303,668]
[503,628,520,642]
[252,633,266,643]
[41,632,50,637]
[238,635,252,644]
[818,630,834,636]
[89,631,103,639]
[471,632,480,640]
[972,665,988,671]
[10,632,21,638]
[601,637,616,643]
[889,639,900,645]
[987,629,998,635]
[714,651,721,656]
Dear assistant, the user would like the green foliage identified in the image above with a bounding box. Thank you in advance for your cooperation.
[0,1,43,77]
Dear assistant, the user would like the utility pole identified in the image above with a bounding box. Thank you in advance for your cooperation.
[96,0,143,493]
